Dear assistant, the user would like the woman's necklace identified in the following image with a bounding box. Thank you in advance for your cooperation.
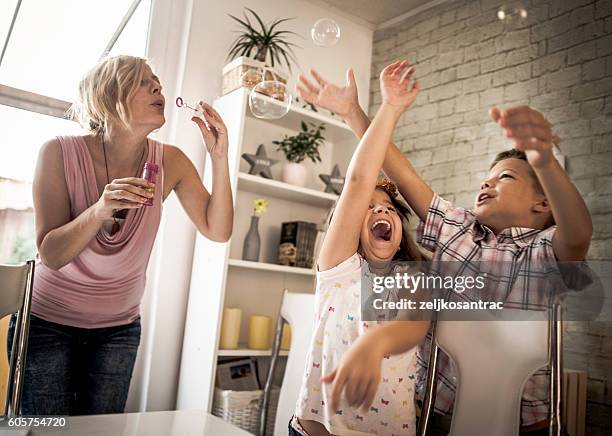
[101,136,147,236]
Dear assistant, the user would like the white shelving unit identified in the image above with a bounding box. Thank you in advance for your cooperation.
[176,87,357,412]
[244,92,355,142]
[228,258,316,276]
[237,172,338,208]
[218,348,290,357]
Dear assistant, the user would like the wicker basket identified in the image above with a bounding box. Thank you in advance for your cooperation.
[222,57,288,98]
[212,386,281,435]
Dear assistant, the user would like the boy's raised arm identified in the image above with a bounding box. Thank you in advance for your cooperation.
[298,68,434,222]
[491,106,593,261]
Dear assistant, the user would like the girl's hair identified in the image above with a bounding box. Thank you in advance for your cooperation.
[68,55,148,135]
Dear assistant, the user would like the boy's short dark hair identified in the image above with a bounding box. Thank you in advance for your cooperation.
[490,149,555,227]
[490,149,543,193]
[490,148,527,167]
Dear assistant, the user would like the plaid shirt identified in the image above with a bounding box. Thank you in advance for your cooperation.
[415,194,558,427]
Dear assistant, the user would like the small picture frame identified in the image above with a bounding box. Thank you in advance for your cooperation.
[216,358,260,390]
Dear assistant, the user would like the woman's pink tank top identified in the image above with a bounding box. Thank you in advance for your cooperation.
[31,135,164,328]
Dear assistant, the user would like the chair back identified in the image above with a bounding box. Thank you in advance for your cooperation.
[0,261,35,417]
[418,308,556,436]
[268,290,314,436]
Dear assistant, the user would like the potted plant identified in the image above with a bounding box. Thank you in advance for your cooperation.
[273,121,325,187]
[222,8,299,96]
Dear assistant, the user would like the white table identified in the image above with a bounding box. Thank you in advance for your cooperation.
[15,410,253,436]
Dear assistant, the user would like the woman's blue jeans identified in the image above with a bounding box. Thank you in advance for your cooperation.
[7,313,141,415]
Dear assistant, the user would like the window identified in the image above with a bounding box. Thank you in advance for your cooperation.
[0,1,20,51]
[0,0,152,264]
[0,104,83,180]
[0,0,151,101]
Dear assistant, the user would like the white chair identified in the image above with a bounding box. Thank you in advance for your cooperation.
[417,306,564,436]
[260,289,314,436]
[0,260,35,418]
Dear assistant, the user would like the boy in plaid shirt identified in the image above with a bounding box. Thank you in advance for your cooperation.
[298,67,593,434]
[412,144,585,434]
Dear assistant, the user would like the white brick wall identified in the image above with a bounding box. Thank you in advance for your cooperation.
[370,0,612,431]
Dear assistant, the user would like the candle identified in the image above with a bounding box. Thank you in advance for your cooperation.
[248,315,272,350]
[220,308,242,349]
[280,323,292,351]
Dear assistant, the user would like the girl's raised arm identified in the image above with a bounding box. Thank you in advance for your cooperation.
[317,60,419,271]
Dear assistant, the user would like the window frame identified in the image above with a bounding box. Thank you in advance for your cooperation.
[0,0,147,121]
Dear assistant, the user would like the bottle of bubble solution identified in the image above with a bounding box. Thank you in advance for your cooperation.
[142,162,159,206]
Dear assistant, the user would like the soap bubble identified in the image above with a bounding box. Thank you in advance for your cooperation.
[497,7,528,21]
[240,68,264,88]
[311,18,340,47]
[249,81,292,119]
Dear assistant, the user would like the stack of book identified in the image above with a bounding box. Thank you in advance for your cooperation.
[277,221,318,268]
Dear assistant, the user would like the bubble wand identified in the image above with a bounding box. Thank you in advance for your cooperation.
[175,97,204,118]
[176,97,222,136]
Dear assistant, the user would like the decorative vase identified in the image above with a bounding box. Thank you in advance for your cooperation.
[242,215,261,262]
[282,162,308,187]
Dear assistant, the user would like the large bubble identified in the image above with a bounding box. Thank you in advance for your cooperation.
[311,18,341,47]
[248,81,292,119]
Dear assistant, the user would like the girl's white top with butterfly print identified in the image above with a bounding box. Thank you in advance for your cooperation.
[295,253,417,436]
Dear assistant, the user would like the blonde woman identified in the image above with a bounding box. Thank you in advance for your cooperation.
[7,55,233,415]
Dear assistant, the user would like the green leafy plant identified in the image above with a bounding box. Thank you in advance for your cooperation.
[273,121,325,164]
[227,8,299,72]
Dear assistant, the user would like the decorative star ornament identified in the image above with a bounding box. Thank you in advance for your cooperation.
[319,164,345,195]
[241,144,279,179]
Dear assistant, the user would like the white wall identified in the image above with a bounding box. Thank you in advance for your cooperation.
[125,0,195,413]
[128,0,373,412]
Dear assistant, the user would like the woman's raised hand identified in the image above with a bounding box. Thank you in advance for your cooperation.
[380,60,419,113]
[192,101,229,161]
[297,68,360,118]
[94,177,153,220]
